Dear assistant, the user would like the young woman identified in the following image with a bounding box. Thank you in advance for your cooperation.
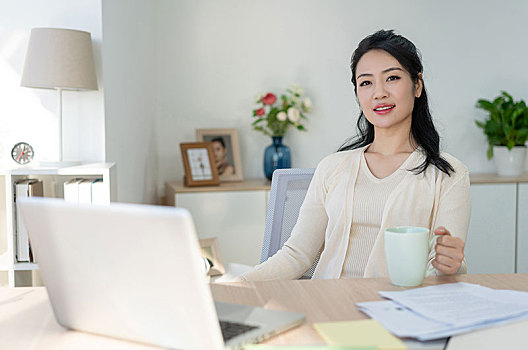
[211,137,235,177]
[240,30,470,280]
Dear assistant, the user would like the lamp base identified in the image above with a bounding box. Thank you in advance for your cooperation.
[38,160,82,168]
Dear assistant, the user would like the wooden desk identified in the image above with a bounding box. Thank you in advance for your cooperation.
[212,273,528,345]
[1,274,527,349]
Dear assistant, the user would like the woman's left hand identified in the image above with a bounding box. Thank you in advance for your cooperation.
[431,226,465,274]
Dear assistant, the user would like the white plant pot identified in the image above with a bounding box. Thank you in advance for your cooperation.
[493,145,527,176]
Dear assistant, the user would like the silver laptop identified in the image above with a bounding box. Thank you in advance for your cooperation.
[19,197,304,350]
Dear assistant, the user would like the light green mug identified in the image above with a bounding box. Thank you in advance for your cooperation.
[384,226,437,287]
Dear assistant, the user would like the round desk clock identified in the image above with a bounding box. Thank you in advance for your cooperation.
[11,142,34,165]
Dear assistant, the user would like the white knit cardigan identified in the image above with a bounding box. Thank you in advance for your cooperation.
[241,146,471,281]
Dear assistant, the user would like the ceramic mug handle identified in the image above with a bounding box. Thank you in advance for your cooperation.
[425,235,440,276]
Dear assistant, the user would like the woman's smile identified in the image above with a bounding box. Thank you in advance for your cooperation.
[373,103,396,115]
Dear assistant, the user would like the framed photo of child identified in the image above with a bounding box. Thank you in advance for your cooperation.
[196,128,244,182]
[180,142,220,187]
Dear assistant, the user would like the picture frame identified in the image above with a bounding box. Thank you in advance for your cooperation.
[196,128,244,182]
[180,142,220,187]
[199,237,225,276]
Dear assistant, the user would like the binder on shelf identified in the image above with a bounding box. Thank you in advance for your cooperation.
[91,178,110,205]
[15,179,43,262]
[15,181,29,262]
[78,179,93,204]
[63,178,82,203]
[64,178,106,204]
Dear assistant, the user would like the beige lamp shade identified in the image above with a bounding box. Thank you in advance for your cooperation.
[21,28,97,90]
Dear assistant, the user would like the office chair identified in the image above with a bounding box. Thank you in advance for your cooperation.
[260,168,319,279]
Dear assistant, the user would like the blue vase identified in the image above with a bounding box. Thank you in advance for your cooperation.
[264,136,291,180]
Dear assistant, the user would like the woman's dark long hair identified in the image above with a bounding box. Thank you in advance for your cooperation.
[339,29,454,175]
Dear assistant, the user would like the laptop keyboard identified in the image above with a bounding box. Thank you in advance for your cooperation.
[220,320,259,341]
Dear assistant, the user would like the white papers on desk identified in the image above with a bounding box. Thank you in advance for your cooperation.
[357,282,528,341]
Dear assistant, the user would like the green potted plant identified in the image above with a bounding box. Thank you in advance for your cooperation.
[475,91,528,176]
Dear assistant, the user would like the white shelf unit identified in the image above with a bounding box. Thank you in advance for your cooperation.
[0,163,116,287]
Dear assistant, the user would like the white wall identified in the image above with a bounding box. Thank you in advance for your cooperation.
[0,0,104,165]
[18,0,520,203]
[102,0,158,203]
[150,0,528,201]
[2,1,528,204]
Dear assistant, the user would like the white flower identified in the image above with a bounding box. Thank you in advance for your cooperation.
[289,83,304,96]
[291,96,300,105]
[254,92,265,103]
[276,111,287,121]
[283,95,295,106]
[301,97,312,112]
[287,107,300,123]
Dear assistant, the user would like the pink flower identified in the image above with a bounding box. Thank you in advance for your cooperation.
[256,108,265,117]
[261,93,277,105]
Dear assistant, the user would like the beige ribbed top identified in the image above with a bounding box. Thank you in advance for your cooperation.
[340,151,410,278]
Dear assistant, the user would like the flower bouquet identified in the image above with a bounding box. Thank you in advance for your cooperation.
[251,84,312,179]
[252,84,312,136]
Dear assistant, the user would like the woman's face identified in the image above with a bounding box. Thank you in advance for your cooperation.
[212,141,226,162]
[355,49,422,131]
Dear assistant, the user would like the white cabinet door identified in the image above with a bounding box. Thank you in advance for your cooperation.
[518,183,528,273]
[176,190,267,266]
[466,184,516,273]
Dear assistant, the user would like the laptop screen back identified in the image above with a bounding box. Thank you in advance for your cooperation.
[19,197,224,349]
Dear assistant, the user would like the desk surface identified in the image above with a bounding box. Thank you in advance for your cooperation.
[212,273,528,346]
[1,274,527,349]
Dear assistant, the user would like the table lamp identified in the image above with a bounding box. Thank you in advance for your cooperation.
[20,28,98,166]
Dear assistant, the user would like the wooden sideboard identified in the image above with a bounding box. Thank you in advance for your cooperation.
[166,180,271,266]
[465,173,528,274]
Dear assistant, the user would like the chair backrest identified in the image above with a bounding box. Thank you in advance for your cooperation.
[261,168,318,278]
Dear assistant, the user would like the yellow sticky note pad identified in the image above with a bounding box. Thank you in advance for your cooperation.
[313,319,406,350]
